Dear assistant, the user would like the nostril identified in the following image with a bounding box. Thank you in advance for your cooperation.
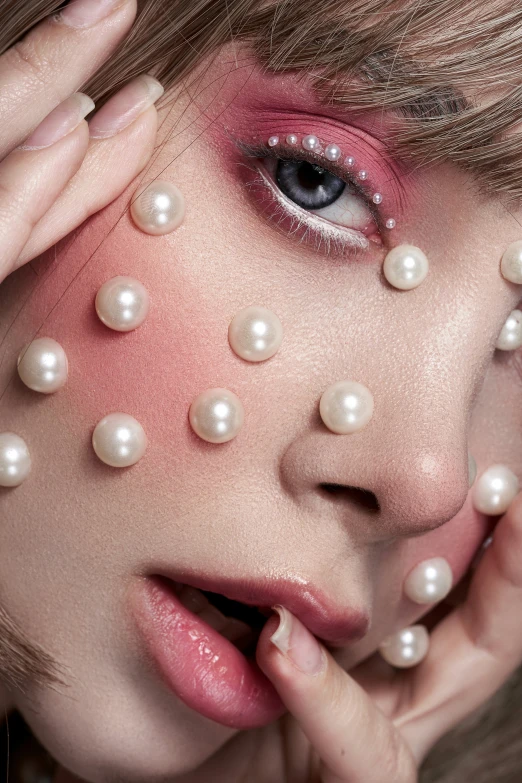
[319,483,380,512]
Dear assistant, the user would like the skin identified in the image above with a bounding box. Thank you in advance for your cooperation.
[1,1,522,781]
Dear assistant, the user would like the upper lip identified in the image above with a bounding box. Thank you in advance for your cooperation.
[152,569,370,645]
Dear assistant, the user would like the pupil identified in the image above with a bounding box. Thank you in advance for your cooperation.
[276,159,345,210]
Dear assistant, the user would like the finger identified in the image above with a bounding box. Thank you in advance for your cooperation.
[0,0,136,157]
[0,95,92,283]
[16,81,162,268]
[257,607,417,783]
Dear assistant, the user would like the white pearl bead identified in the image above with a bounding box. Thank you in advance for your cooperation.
[500,240,522,284]
[324,143,342,161]
[302,134,320,152]
[468,453,477,487]
[17,337,68,394]
[372,193,383,205]
[378,625,429,668]
[472,464,519,515]
[130,180,185,235]
[228,306,283,362]
[286,134,298,145]
[0,432,31,487]
[189,388,244,444]
[357,170,368,180]
[404,557,453,604]
[383,244,429,290]
[344,156,355,167]
[319,381,374,434]
[95,276,150,332]
[385,218,396,229]
[268,135,279,147]
[496,309,522,350]
[92,413,147,468]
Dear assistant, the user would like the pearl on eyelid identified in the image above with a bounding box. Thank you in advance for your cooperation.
[268,135,279,147]
[404,558,453,604]
[17,337,68,394]
[383,245,429,290]
[95,276,150,332]
[472,464,519,515]
[385,218,396,229]
[0,432,31,487]
[496,309,522,351]
[344,156,355,167]
[378,625,429,668]
[228,306,283,362]
[500,240,522,284]
[357,170,368,180]
[189,389,244,444]
[286,134,298,145]
[468,453,477,487]
[319,381,374,434]
[324,143,342,161]
[92,413,147,468]
[130,180,185,235]
[302,134,321,152]
[372,193,383,204]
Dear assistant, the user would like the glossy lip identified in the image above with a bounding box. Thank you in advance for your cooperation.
[151,568,370,646]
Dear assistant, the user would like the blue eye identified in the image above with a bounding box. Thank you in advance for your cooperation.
[275,159,346,210]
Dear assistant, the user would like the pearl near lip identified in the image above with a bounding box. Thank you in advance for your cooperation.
[500,240,522,284]
[319,381,374,434]
[228,306,283,362]
[0,432,31,487]
[17,337,68,394]
[468,453,477,487]
[378,625,429,668]
[496,309,522,350]
[383,244,429,290]
[130,180,185,235]
[189,388,244,444]
[324,143,342,161]
[302,134,320,152]
[92,413,147,468]
[472,464,519,515]
[403,557,453,604]
[95,276,150,332]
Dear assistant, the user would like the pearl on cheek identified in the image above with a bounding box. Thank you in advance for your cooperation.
[95,276,150,332]
[228,306,283,362]
[17,337,68,393]
[500,240,522,284]
[472,464,520,515]
[189,389,244,444]
[496,309,522,350]
[468,453,477,487]
[92,413,148,468]
[130,180,185,236]
[403,557,453,604]
[383,245,429,290]
[319,381,374,434]
[378,625,430,668]
[0,432,31,487]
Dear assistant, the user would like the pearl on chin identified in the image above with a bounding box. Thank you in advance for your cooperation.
[496,309,522,350]
[130,180,185,236]
[189,388,244,444]
[500,240,522,284]
[319,381,374,434]
[92,413,148,468]
[95,276,150,332]
[383,245,429,290]
[228,306,283,362]
[378,625,430,668]
[403,557,453,604]
[0,432,31,487]
[17,337,68,394]
[472,464,519,515]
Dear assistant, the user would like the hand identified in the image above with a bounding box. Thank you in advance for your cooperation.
[257,492,522,782]
[0,0,161,286]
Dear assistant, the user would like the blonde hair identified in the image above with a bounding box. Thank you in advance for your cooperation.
[1,0,522,780]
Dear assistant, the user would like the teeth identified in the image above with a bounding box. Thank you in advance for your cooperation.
[198,606,228,632]
[220,617,252,642]
[175,582,258,648]
[177,585,210,613]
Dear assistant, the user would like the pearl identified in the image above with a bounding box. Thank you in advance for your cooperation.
[468,453,477,487]
[500,240,522,284]
[357,170,368,180]
[385,218,396,229]
[378,625,429,668]
[268,135,279,147]
[324,143,342,161]
[0,432,31,487]
[302,134,320,152]
[189,388,244,444]
[95,276,150,332]
[130,180,185,235]
[472,464,519,515]
[404,557,453,604]
[286,134,298,145]
[92,413,147,468]
[383,244,429,290]
[344,156,355,167]
[17,337,68,394]
[319,381,374,434]
[372,193,383,205]
[496,309,522,350]
[228,306,283,362]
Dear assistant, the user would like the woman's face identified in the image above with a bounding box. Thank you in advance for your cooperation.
[1,42,522,781]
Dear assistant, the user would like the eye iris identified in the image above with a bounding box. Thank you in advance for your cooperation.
[276,159,346,210]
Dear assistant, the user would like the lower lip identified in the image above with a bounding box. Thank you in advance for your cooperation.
[132,576,285,729]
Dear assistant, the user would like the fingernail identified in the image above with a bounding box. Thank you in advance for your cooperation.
[57,0,126,29]
[270,605,325,675]
[18,93,95,150]
[89,75,164,139]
